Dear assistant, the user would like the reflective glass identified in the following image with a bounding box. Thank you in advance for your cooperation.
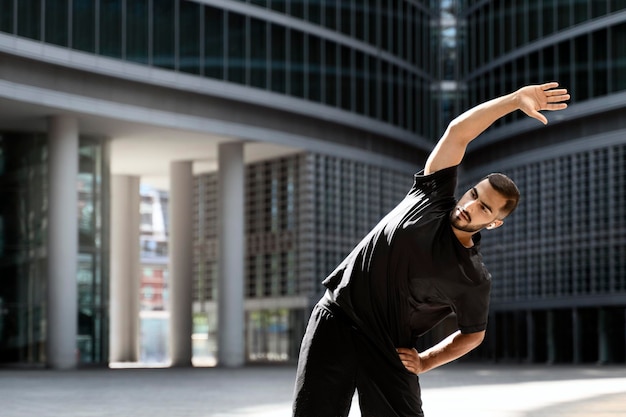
[100,0,123,58]
[204,6,224,79]
[592,30,608,97]
[250,18,268,89]
[73,0,96,52]
[308,36,322,101]
[324,41,337,106]
[153,0,175,69]
[179,1,201,74]
[0,133,47,364]
[126,0,149,64]
[45,0,69,46]
[17,0,41,40]
[290,30,305,97]
[271,24,286,93]
[227,13,245,83]
[0,0,14,34]
[613,23,626,91]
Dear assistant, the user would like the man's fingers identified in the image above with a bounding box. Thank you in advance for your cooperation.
[546,102,568,111]
[540,81,559,90]
[530,110,548,125]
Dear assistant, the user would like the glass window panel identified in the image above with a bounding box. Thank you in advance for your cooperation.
[592,30,608,97]
[380,61,390,122]
[355,51,365,114]
[380,0,389,51]
[227,13,245,83]
[45,0,68,46]
[368,0,377,45]
[542,0,555,37]
[204,6,224,79]
[368,56,377,118]
[340,1,351,36]
[355,0,365,40]
[179,1,201,74]
[126,0,149,64]
[308,36,322,102]
[610,0,626,12]
[17,0,41,40]
[290,30,305,97]
[528,0,539,42]
[324,0,337,30]
[152,0,175,69]
[503,0,513,52]
[592,1,608,17]
[250,18,267,89]
[100,0,123,58]
[612,23,626,91]
[557,41,572,97]
[73,0,96,52]
[340,46,352,111]
[0,0,14,34]
[271,0,286,14]
[324,41,337,106]
[308,0,321,25]
[557,1,570,30]
[270,24,286,93]
[291,0,304,19]
[573,0,588,25]
[574,35,589,101]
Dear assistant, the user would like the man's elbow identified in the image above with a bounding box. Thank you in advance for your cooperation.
[464,330,486,349]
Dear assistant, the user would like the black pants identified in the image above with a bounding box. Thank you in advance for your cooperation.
[292,297,424,417]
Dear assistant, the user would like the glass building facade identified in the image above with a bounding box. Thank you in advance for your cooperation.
[0,0,624,366]
[0,132,109,364]
[455,1,626,363]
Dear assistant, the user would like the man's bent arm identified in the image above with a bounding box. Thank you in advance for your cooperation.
[424,82,569,175]
[397,330,485,374]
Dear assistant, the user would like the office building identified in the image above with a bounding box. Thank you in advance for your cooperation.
[0,1,624,367]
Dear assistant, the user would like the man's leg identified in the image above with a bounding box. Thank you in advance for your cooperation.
[292,304,357,417]
[354,333,424,417]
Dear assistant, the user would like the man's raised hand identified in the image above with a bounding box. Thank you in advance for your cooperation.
[517,82,570,125]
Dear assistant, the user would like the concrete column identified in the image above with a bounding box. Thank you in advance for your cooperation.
[109,175,141,363]
[217,142,245,367]
[169,161,194,367]
[46,115,79,369]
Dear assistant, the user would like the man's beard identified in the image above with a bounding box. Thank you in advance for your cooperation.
[450,212,490,233]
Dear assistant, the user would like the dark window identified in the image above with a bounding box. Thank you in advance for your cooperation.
[73,0,96,52]
[179,1,201,74]
[126,0,149,64]
[152,0,175,69]
[204,6,224,79]
[100,0,122,58]
[17,0,41,40]
[45,0,69,46]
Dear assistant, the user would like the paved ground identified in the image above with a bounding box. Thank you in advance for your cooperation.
[1,363,625,416]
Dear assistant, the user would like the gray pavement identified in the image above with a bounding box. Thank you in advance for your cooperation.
[1,364,625,416]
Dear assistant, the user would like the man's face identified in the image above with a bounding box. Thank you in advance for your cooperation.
[450,179,507,233]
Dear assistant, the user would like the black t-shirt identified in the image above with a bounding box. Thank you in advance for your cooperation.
[322,165,491,354]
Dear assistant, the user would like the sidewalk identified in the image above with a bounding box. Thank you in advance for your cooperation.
[1,364,625,416]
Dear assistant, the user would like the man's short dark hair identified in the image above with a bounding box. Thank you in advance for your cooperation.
[484,173,520,218]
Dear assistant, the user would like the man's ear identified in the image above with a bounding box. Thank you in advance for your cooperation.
[486,219,503,230]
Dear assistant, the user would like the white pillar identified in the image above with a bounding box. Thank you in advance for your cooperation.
[217,142,245,367]
[169,161,193,367]
[109,175,140,363]
[46,115,79,369]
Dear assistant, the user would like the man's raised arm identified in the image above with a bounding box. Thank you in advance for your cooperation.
[424,82,570,175]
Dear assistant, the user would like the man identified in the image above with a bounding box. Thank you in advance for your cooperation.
[292,82,569,416]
